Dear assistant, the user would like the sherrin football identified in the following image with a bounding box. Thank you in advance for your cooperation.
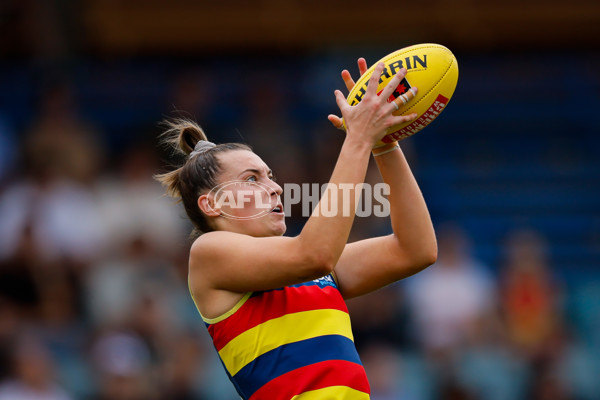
[344,43,459,143]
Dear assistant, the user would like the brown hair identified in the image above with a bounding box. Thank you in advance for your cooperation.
[154,119,251,238]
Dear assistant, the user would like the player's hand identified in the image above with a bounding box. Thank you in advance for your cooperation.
[328,58,368,130]
[342,57,369,92]
[332,62,417,148]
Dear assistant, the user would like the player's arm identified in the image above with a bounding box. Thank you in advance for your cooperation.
[329,57,437,299]
[191,64,416,294]
[333,144,437,299]
[190,135,371,294]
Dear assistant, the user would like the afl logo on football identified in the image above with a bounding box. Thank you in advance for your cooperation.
[350,76,413,107]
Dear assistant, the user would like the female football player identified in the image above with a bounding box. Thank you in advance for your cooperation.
[156,61,437,399]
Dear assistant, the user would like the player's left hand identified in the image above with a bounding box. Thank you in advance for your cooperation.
[327,58,368,130]
[328,57,419,151]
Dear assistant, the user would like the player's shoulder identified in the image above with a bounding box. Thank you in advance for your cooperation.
[190,230,245,258]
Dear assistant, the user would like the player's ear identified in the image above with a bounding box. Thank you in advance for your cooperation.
[198,194,220,217]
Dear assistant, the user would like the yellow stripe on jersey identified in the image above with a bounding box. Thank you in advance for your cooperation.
[218,309,353,376]
[291,385,370,399]
[198,292,253,324]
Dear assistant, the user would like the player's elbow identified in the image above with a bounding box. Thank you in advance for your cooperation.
[298,247,337,279]
[399,238,438,275]
[295,238,337,278]
[414,240,438,271]
[423,235,439,265]
[422,246,438,268]
[309,252,337,276]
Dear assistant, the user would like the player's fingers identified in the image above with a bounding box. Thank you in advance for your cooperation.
[392,86,419,110]
[333,89,351,113]
[327,114,345,130]
[357,58,368,76]
[390,112,418,125]
[341,70,355,92]
[365,63,385,97]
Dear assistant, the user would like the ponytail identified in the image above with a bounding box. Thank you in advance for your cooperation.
[154,118,251,238]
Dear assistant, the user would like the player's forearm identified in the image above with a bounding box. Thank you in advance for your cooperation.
[299,137,372,270]
[375,146,437,264]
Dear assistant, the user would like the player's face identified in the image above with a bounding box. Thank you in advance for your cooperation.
[210,150,285,237]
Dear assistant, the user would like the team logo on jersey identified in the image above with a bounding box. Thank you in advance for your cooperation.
[313,275,336,288]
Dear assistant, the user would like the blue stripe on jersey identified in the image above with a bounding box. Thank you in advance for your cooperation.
[232,334,361,398]
[249,275,338,300]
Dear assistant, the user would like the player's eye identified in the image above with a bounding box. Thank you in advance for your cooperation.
[246,175,257,182]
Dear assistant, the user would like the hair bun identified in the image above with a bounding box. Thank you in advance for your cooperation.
[158,118,211,156]
[190,140,216,157]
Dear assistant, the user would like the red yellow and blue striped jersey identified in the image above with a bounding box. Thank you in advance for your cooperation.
[195,274,371,400]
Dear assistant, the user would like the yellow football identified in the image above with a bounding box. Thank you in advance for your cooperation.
[344,43,459,143]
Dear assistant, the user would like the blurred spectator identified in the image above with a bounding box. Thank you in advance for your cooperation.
[436,380,476,400]
[34,273,91,398]
[498,229,600,399]
[85,235,190,331]
[0,333,72,400]
[0,81,108,264]
[361,343,409,400]
[0,223,43,317]
[0,208,90,396]
[0,300,21,381]
[25,81,104,186]
[553,330,600,400]
[90,331,154,400]
[159,331,207,400]
[454,312,529,400]
[347,284,409,350]
[564,280,600,399]
[96,144,188,258]
[0,115,17,185]
[0,178,107,263]
[404,223,497,353]
[499,229,562,357]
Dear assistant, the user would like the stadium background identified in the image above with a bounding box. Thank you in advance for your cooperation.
[0,1,599,399]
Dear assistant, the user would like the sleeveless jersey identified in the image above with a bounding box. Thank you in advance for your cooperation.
[196,274,371,400]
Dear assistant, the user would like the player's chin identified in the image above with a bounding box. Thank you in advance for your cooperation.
[272,221,287,236]
[268,217,287,236]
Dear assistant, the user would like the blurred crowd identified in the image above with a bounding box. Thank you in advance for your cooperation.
[350,224,600,400]
[0,2,598,399]
[0,72,598,400]
[0,81,205,399]
[2,1,600,390]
